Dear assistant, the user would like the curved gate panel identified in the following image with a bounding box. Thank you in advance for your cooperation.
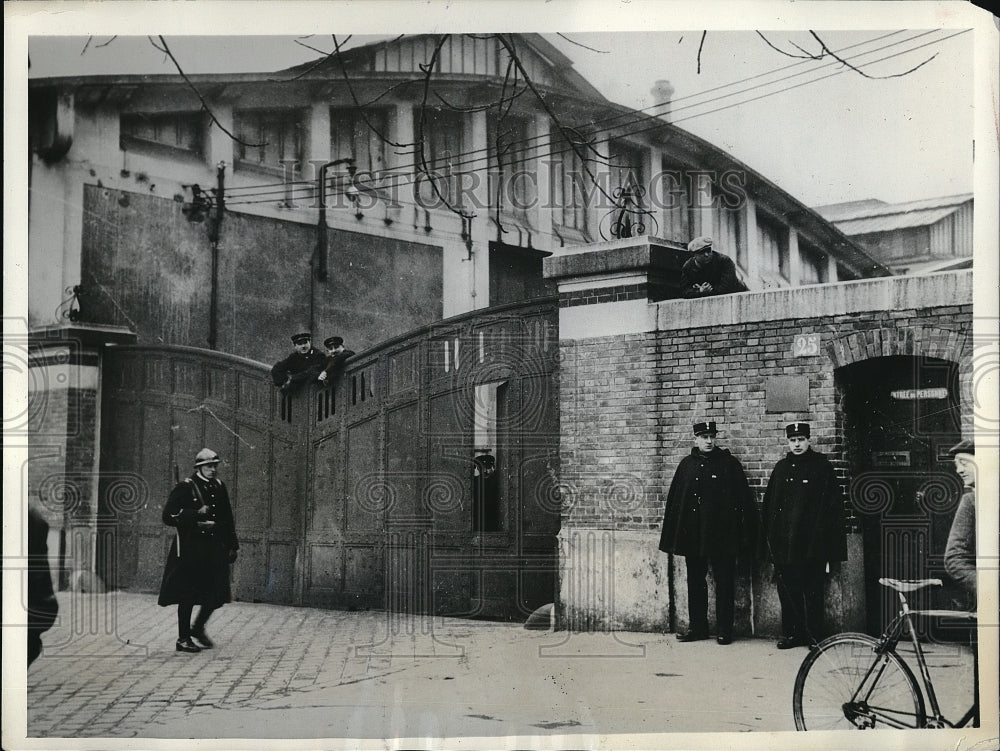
[97,345,304,605]
[98,298,560,619]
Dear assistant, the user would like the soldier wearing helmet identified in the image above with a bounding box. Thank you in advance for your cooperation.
[158,448,239,653]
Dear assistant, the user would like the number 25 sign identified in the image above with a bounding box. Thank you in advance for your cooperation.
[793,334,820,357]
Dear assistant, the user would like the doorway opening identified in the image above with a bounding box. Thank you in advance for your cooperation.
[838,355,964,637]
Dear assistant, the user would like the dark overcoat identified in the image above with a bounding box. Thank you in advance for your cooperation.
[158,473,239,607]
[680,250,748,298]
[761,448,847,565]
[658,447,756,557]
[28,504,58,665]
[320,348,356,381]
[271,348,327,387]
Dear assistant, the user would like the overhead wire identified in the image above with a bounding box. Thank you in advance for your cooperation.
[227,29,921,200]
[224,29,966,207]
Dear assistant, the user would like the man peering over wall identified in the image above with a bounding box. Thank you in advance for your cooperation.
[679,236,748,298]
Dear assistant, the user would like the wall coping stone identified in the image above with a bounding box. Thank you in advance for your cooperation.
[543,236,687,282]
[656,270,972,331]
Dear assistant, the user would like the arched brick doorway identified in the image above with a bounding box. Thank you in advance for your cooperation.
[836,354,964,636]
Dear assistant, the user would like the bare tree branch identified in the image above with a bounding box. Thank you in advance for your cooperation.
[808,30,937,79]
[556,33,609,54]
[495,33,615,206]
[697,31,707,74]
[151,36,264,147]
[414,35,475,220]
[789,40,820,58]
[331,34,409,149]
[755,31,819,60]
[293,38,333,56]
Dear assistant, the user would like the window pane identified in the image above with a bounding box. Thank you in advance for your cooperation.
[120,112,203,155]
[233,110,304,170]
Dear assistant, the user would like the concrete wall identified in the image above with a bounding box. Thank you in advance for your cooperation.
[549,239,973,636]
[77,185,442,364]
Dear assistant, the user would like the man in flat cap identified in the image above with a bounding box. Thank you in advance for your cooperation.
[659,421,756,645]
[317,335,356,384]
[945,439,977,602]
[271,332,327,394]
[680,236,748,299]
[158,448,239,653]
[761,422,846,649]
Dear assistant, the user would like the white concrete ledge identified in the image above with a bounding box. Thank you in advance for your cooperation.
[561,299,658,339]
[656,270,972,331]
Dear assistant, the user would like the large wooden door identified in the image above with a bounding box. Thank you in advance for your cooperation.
[96,345,306,605]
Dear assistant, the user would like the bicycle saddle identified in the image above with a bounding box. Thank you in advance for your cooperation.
[878,577,943,592]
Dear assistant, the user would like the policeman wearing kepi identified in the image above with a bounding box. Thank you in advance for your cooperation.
[271,332,327,394]
[158,448,239,653]
[659,421,756,645]
[761,422,847,649]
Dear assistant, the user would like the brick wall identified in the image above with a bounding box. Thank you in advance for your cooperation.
[553,264,973,635]
[560,305,971,533]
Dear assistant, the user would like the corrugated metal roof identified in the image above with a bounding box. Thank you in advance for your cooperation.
[834,206,961,235]
[816,193,973,223]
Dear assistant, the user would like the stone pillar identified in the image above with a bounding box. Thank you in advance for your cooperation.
[205,102,234,171]
[744,196,760,290]
[28,324,136,592]
[788,227,801,286]
[543,237,685,633]
[532,115,554,252]
[469,110,490,309]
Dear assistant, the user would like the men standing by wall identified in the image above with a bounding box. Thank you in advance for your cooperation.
[158,448,239,653]
[761,422,847,649]
[271,332,327,394]
[659,421,756,645]
[679,236,748,298]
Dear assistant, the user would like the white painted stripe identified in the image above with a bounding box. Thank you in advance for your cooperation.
[27,363,99,392]
[558,271,649,293]
[560,299,658,339]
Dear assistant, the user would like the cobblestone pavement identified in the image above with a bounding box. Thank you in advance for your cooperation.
[22,591,981,744]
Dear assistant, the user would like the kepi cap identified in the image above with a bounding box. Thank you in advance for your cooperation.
[693,421,718,436]
[194,448,221,467]
[948,439,975,456]
[785,422,811,438]
[291,332,312,344]
[687,236,713,252]
[324,335,344,349]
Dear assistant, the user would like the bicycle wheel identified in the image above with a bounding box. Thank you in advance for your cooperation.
[793,633,926,730]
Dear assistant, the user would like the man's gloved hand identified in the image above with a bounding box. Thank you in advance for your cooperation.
[228,549,238,564]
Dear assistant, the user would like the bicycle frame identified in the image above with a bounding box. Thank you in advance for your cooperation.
[870,591,977,728]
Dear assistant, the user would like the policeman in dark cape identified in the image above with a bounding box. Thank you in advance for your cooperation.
[761,422,846,649]
[659,421,756,645]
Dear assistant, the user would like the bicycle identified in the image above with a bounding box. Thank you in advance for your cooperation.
[792,577,978,730]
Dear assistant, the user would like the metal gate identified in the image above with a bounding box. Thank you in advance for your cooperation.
[97,345,304,604]
[97,299,560,619]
